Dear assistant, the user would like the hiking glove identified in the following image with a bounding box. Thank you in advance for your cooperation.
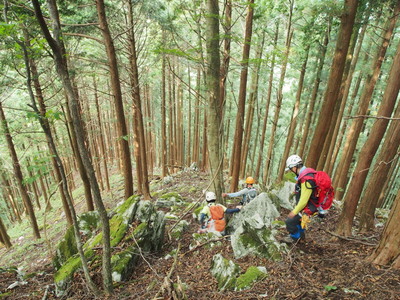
[301,214,311,229]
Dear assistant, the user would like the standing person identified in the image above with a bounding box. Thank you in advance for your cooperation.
[282,155,318,243]
[198,192,241,234]
[221,177,257,205]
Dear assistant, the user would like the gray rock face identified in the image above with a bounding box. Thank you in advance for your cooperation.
[227,192,287,260]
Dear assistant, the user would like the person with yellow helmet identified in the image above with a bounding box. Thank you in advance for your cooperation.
[221,176,257,205]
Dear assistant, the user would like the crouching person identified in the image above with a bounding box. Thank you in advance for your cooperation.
[198,191,241,235]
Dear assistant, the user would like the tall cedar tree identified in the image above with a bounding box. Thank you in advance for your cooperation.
[205,0,224,200]
[306,0,358,168]
[32,0,112,294]
[230,0,254,192]
[336,39,400,237]
[96,0,134,200]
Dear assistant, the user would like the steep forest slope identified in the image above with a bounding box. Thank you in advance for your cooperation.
[0,170,399,299]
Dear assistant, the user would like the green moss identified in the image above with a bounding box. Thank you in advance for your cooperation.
[235,266,268,291]
[53,226,78,270]
[78,211,100,235]
[0,292,12,298]
[283,171,296,183]
[159,192,182,200]
[115,195,140,215]
[109,215,128,247]
[54,254,82,284]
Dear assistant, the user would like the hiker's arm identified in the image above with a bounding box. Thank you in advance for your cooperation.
[225,208,240,214]
[291,181,313,215]
[224,188,247,198]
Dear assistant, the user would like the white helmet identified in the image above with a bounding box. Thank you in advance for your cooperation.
[286,154,302,170]
[205,191,216,202]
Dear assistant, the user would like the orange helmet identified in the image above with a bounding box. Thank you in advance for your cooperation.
[245,177,255,184]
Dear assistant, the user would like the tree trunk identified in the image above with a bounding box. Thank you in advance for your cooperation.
[0,102,41,239]
[127,0,150,199]
[96,0,133,200]
[306,0,358,168]
[367,189,400,269]
[336,39,400,237]
[0,217,12,249]
[357,101,400,231]
[205,0,224,201]
[263,2,294,185]
[333,3,399,199]
[161,31,168,177]
[230,0,254,192]
[240,33,265,179]
[255,23,279,181]
[278,43,310,180]
[33,0,111,294]
[299,21,331,158]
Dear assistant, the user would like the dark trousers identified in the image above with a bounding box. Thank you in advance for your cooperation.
[285,214,302,234]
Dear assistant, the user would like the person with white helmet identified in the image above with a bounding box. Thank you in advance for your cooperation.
[198,191,241,234]
[221,176,258,205]
[282,155,318,244]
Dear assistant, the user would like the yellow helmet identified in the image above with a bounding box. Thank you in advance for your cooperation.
[245,177,255,184]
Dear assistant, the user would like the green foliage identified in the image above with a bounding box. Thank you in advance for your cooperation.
[324,285,338,292]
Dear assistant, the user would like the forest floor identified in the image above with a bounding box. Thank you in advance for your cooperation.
[1,170,399,299]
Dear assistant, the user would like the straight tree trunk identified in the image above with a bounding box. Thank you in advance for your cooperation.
[255,23,279,180]
[367,188,400,269]
[357,101,400,231]
[230,0,254,192]
[33,0,111,294]
[240,33,265,179]
[205,0,224,201]
[0,217,12,249]
[263,2,294,185]
[306,0,358,168]
[0,102,40,239]
[299,21,331,158]
[336,39,400,237]
[278,43,310,180]
[334,4,399,199]
[127,0,150,199]
[161,31,168,177]
[96,0,133,200]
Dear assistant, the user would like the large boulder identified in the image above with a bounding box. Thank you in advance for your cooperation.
[227,193,287,259]
[54,196,166,295]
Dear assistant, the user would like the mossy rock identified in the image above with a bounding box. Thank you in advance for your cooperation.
[210,254,241,291]
[78,211,100,236]
[190,232,222,250]
[114,195,140,224]
[170,220,189,240]
[192,205,204,220]
[159,192,182,201]
[235,266,268,291]
[111,246,140,282]
[54,254,82,296]
[53,226,78,270]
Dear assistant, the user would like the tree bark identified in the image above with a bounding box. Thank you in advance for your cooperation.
[334,2,399,199]
[357,101,400,231]
[230,0,254,192]
[126,0,150,199]
[33,0,111,294]
[367,189,400,269]
[306,0,358,168]
[96,0,133,200]
[0,217,12,249]
[336,39,400,237]
[0,102,41,239]
[263,1,294,185]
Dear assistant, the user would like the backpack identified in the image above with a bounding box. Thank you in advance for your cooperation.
[209,205,226,232]
[297,168,334,214]
[245,188,257,204]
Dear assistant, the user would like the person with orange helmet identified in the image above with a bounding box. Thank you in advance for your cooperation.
[221,176,257,205]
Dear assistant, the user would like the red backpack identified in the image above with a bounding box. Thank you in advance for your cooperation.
[297,168,335,214]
